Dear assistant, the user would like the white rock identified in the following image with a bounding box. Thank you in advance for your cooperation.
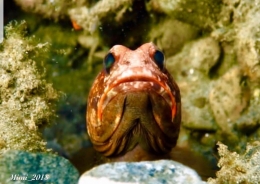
[209,67,249,131]
[78,160,206,184]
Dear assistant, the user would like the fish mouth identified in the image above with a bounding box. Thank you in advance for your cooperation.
[97,75,176,122]
[94,89,178,156]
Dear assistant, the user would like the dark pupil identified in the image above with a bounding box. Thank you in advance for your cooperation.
[154,50,164,70]
[104,53,115,73]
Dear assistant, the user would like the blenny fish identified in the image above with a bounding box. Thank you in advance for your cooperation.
[86,43,181,160]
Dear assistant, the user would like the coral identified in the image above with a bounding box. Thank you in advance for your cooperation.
[208,141,260,184]
[0,21,59,153]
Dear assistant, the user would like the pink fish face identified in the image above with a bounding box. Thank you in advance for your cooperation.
[87,43,181,157]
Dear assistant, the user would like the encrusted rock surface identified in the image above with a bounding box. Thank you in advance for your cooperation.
[208,141,260,184]
[209,67,250,138]
[167,37,220,131]
[0,22,59,154]
[148,19,199,57]
[0,150,79,183]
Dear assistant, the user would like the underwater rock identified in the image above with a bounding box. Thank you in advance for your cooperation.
[208,141,260,184]
[185,0,260,152]
[166,37,220,131]
[0,150,79,183]
[234,0,260,82]
[184,37,220,74]
[235,96,260,133]
[167,37,220,75]
[0,22,59,153]
[179,73,216,131]
[14,0,86,20]
[148,19,199,57]
[209,67,250,136]
[69,0,133,33]
[147,0,222,29]
[78,160,206,184]
[212,0,260,81]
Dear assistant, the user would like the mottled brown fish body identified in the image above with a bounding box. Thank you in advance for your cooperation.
[87,43,181,159]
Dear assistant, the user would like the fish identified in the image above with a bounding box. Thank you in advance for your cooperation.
[86,42,181,160]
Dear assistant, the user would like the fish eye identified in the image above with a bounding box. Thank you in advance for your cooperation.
[104,52,115,74]
[153,50,164,70]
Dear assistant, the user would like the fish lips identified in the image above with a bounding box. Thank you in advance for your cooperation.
[98,76,177,122]
[95,78,179,142]
[95,89,179,156]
